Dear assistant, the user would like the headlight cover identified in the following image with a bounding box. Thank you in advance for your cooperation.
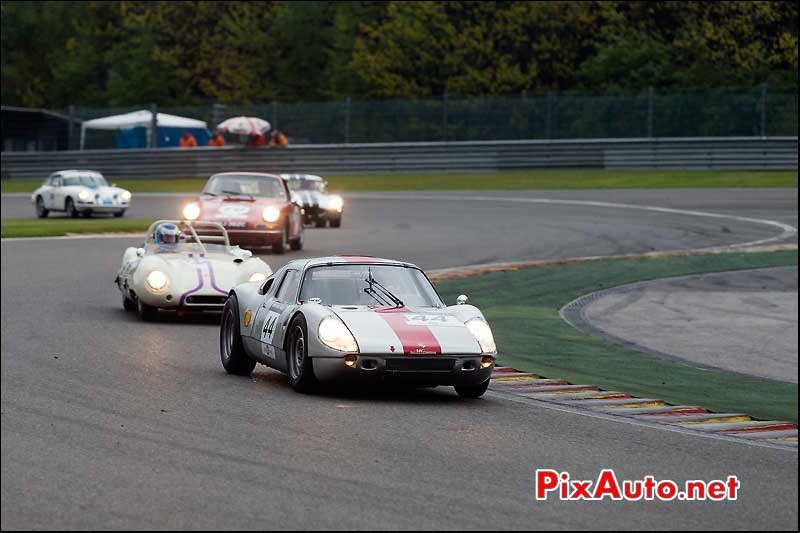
[263,206,280,223]
[318,316,359,353]
[183,203,200,220]
[146,270,169,292]
[78,190,92,202]
[466,318,496,354]
[121,190,132,202]
[249,272,267,283]
[329,195,344,210]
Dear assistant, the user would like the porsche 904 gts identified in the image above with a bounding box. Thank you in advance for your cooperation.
[115,220,272,321]
[220,256,497,397]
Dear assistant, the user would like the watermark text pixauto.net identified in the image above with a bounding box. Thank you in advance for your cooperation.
[535,469,740,501]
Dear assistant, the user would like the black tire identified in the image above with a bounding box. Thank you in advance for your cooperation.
[454,379,490,399]
[138,300,159,321]
[113,210,126,218]
[220,295,257,376]
[329,216,342,228]
[286,315,317,393]
[35,196,49,218]
[315,219,327,228]
[65,197,79,218]
[80,210,92,218]
[122,295,137,311]
[272,225,288,255]
[289,229,304,251]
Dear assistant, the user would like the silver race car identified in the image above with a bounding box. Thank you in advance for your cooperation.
[220,256,497,397]
[115,220,272,321]
[280,174,344,227]
[32,169,132,218]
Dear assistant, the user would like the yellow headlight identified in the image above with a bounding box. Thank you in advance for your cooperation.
[329,195,343,210]
[249,272,267,283]
[121,190,132,202]
[318,317,359,352]
[183,203,200,221]
[78,190,92,202]
[146,270,169,291]
[263,206,280,223]
[466,318,496,354]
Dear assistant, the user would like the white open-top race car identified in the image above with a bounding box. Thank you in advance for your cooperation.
[220,256,497,397]
[115,220,272,321]
[32,170,131,218]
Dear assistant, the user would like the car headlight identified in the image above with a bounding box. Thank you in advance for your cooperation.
[183,203,200,221]
[329,195,343,210]
[466,318,496,354]
[146,270,169,292]
[78,190,92,202]
[121,190,132,202]
[263,206,281,223]
[318,316,359,352]
[249,272,267,283]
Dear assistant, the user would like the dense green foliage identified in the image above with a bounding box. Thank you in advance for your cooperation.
[2,1,797,108]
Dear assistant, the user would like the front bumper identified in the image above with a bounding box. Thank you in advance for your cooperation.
[301,206,342,223]
[312,355,494,386]
[76,201,128,213]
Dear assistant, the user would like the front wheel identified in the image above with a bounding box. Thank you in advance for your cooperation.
[454,379,490,399]
[289,230,304,251]
[329,216,342,228]
[65,197,79,218]
[35,196,49,218]
[138,300,159,322]
[122,294,137,311]
[272,226,288,255]
[220,296,256,376]
[286,315,317,393]
[114,210,126,218]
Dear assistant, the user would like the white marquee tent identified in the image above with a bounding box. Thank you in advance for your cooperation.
[80,110,208,149]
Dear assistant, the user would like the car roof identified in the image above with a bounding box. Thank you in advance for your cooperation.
[282,256,420,272]
[54,170,104,178]
[209,172,283,179]
[280,173,323,181]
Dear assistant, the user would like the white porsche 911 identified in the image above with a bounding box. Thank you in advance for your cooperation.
[32,170,132,218]
[115,220,272,321]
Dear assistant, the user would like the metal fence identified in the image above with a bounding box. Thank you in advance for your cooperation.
[54,87,798,150]
[2,137,796,180]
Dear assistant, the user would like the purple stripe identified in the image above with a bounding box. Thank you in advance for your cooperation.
[206,262,228,295]
[178,266,205,306]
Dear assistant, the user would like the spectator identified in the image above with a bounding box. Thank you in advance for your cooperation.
[249,132,267,147]
[179,131,197,148]
[208,131,226,147]
[269,130,289,148]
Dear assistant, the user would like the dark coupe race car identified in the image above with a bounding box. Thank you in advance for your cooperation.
[281,173,344,227]
[182,172,304,254]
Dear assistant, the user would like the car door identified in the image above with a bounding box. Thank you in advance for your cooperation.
[47,175,62,210]
[253,268,301,365]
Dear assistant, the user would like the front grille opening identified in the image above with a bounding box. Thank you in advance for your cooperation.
[185,295,227,305]
[386,358,455,372]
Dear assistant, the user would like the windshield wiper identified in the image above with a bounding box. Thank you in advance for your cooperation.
[365,268,404,308]
[220,189,253,199]
[203,191,217,196]
[363,286,390,306]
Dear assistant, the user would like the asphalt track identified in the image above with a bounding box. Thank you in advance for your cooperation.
[1,189,798,530]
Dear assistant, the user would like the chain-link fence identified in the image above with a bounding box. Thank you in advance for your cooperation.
[31,87,800,150]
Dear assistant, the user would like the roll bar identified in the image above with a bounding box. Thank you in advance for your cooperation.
[144,220,231,254]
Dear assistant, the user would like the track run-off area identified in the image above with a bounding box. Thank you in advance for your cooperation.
[1,188,797,529]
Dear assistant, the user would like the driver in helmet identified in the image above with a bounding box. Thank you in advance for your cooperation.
[154,222,183,252]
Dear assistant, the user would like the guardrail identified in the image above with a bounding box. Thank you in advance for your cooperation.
[1,137,796,180]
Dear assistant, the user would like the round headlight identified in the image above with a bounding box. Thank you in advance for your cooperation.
[183,203,200,221]
[249,272,267,283]
[121,190,132,202]
[262,206,281,223]
[318,317,359,353]
[78,190,92,202]
[466,318,496,354]
[146,270,169,292]
[329,195,343,210]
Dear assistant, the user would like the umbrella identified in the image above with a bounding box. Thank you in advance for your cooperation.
[216,116,271,135]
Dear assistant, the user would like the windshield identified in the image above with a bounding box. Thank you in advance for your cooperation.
[287,179,326,192]
[145,241,230,255]
[204,174,287,200]
[299,264,443,307]
[62,175,107,187]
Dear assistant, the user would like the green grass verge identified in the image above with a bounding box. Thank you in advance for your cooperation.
[2,169,797,193]
[434,250,799,423]
[1,218,150,238]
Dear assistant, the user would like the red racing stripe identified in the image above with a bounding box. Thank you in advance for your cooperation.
[373,307,442,355]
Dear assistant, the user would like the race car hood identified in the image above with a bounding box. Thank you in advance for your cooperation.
[198,196,284,227]
[290,190,325,207]
[330,306,482,355]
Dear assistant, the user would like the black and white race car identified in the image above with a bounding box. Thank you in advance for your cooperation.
[280,174,344,228]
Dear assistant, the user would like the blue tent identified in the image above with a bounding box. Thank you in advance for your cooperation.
[117,126,211,148]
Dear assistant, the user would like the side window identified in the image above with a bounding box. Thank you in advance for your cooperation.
[52,177,62,187]
[275,270,300,303]
[260,277,275,295]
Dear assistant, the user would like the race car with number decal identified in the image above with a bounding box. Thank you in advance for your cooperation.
[181,172,304,254]
[32,169,131,218]
[219,256,497,397]
[280,173,344,227]
[115,220,272,321]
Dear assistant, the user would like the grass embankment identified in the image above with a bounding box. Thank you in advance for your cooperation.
[2,169,797,194]
[1,218,150,238]
[435,250,798,422]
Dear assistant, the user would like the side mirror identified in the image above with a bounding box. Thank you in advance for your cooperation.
[456,294,468,305]
[136,248,145,257]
